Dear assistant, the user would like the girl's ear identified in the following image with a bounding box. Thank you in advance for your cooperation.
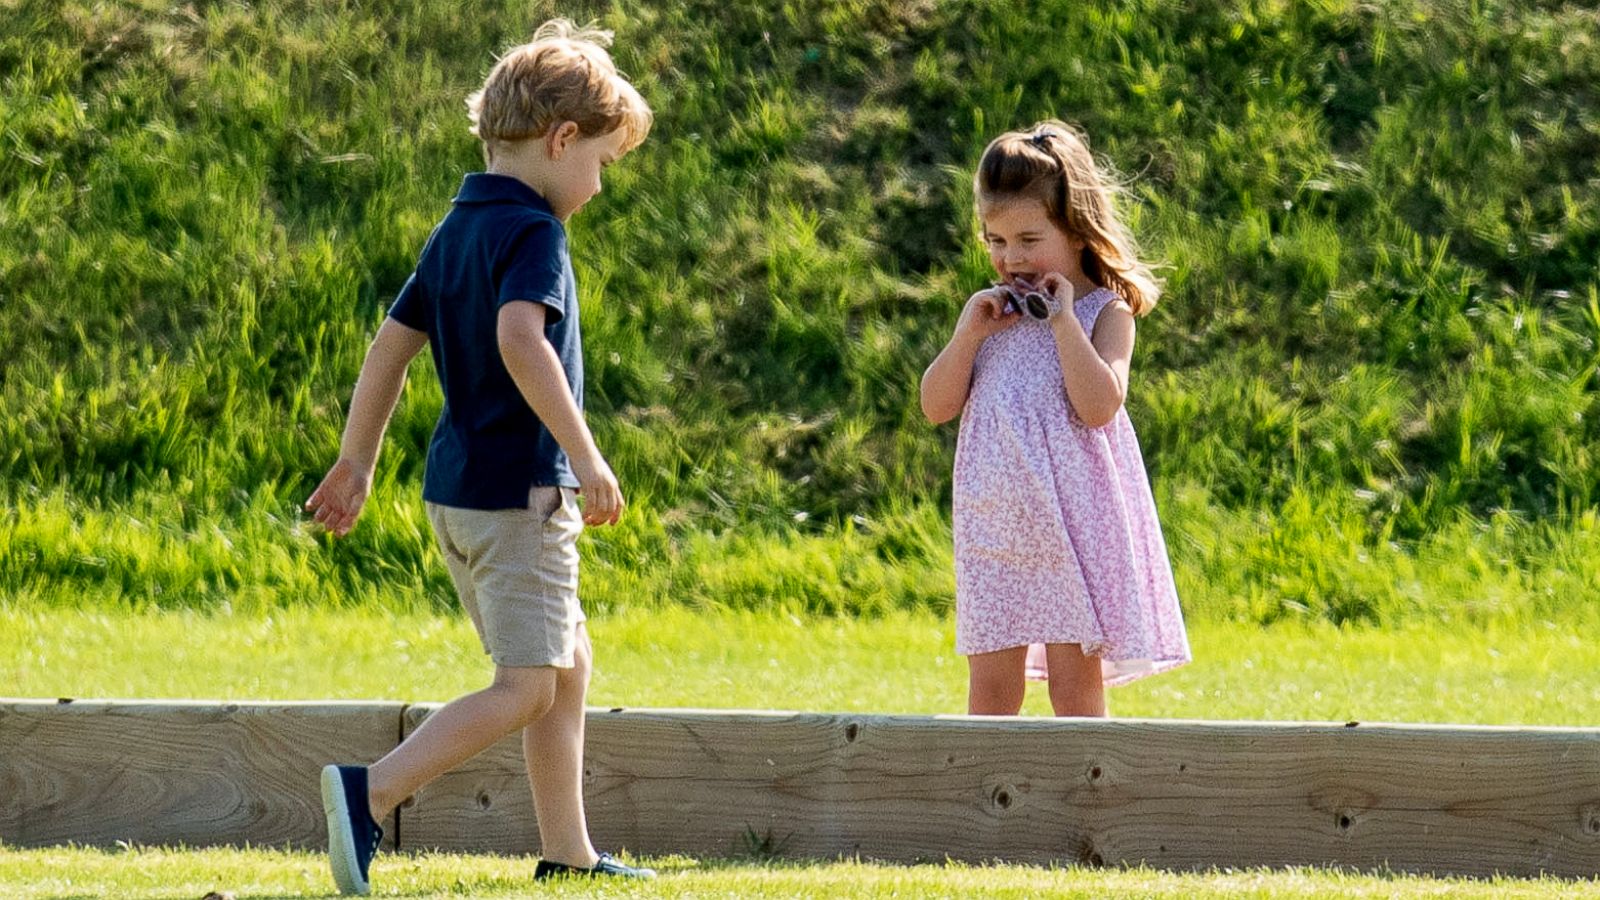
[1065,224,1092,253]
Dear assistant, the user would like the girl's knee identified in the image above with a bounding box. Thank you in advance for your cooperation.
[966,649,1027,714]
[1047,680,1107,717]
[968,675,1025,715]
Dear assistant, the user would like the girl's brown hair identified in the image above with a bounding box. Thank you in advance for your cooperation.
[975,120,1162,315]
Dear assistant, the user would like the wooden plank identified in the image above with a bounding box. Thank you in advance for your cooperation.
[399,707,1600,878]
[0,699,403,850]
[395,703,539,856]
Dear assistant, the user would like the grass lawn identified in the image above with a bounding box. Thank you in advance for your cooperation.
[7,0,1600,895]
[0,845,1595,899]
[3,606,1595,725]
[5,606,1596,898]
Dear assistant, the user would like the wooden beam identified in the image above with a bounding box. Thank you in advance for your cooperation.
[6,700,1598,877]
[399,708,1600,878]
[0,699,403,850]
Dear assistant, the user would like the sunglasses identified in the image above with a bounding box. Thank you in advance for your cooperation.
[992,279,1057,320]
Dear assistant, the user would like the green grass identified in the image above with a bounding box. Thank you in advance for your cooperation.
[6,3,1597,894]
[1,844,1596,899]
[3,0,1599,625]
[5,606,1596,725]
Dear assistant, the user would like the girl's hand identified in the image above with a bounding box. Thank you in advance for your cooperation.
[955,287,1022,342]
[305,458,372,537]
[1038,273,1078,331]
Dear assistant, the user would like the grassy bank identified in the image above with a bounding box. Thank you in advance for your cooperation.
[5,605,1595,725]
[3,0,1598,623]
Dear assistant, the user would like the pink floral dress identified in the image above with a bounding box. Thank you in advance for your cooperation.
[953,288,1190,686]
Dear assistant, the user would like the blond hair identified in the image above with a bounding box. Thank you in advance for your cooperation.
[467,19,653,158]
[974,120,1162,315]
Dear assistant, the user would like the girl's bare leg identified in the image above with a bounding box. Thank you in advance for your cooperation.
[967,645,1028,715]
[1044,642,1107,717]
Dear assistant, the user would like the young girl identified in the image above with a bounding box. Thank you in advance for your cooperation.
[920,121,1190,717]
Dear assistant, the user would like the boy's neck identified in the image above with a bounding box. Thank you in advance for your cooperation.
[484,141,557,204]
[486,160,549,197]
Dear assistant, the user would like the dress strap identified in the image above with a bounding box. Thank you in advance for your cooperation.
[1073,287,1119,334]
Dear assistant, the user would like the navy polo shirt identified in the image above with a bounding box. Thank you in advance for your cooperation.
[387,173,583,509]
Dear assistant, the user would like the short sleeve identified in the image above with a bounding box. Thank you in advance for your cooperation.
[497,218,567,323]
[387,272,429,331]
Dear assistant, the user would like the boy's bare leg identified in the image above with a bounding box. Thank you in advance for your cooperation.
[524,622,600,867]
[366,665,559,821]
[1044,642,1108,717]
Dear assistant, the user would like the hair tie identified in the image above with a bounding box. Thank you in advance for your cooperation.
[1028,130,1057,149]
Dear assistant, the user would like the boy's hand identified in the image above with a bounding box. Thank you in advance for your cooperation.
[305,458,372,537]
[955,287,1022,342]
[571,453,624,526]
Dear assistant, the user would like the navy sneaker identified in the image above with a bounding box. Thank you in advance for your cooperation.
[321,764,383,895]
[533,852,657,880]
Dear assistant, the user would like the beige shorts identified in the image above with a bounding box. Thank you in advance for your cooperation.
[425,486,585,668]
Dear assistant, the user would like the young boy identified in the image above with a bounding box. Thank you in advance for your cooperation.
[303,19,654,895]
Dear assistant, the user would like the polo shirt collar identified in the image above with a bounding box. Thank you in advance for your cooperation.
[453,173,556,215]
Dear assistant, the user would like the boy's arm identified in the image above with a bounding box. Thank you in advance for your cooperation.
[496,300,623,526]
[305,317,428,536]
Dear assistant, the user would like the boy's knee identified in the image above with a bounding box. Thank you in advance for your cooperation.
[493,667,559,723]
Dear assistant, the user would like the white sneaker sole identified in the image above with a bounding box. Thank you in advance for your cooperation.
[321,765,371,896]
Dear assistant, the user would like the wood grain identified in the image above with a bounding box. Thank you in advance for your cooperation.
[0,699,403,850]
[399,708,1600,878]
[6,700,1597,877]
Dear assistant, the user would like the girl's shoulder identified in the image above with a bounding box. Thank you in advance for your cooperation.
[1073,285,1125,308]
[1098,297,1136,317]
[1074,286,1131,325]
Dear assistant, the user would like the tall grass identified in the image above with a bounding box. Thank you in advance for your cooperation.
[2,0,1597,625]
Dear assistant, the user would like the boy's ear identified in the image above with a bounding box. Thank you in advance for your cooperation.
[546,120,581,159]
